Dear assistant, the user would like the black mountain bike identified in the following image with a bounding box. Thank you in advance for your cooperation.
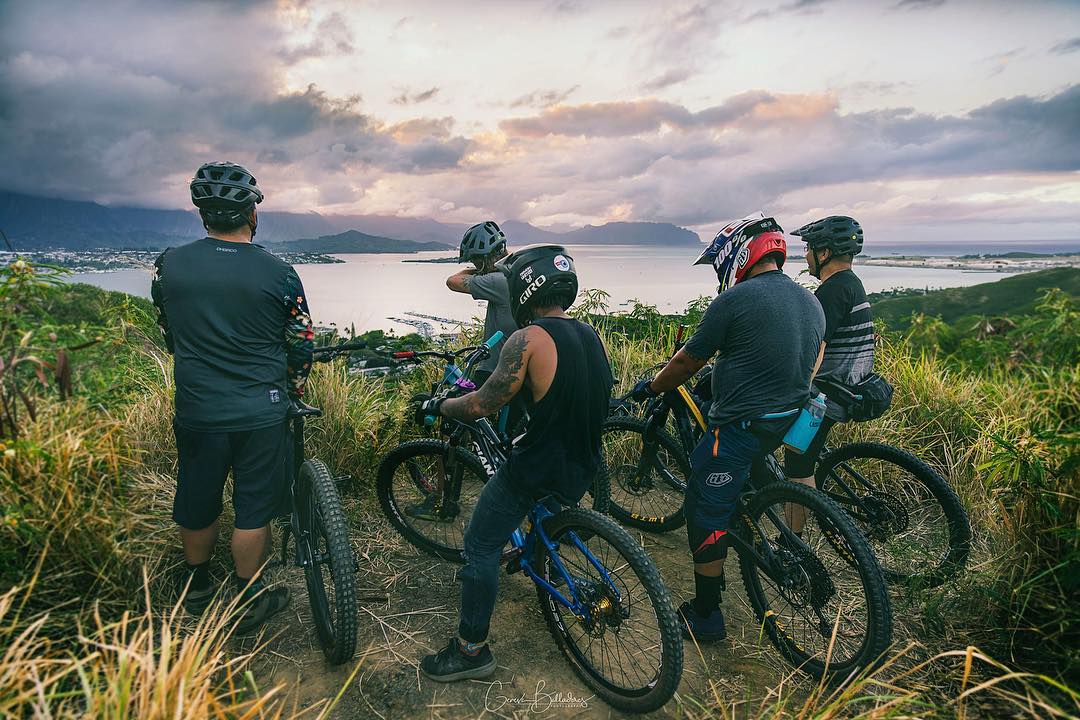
[603,366,970,588]
[272,340,366,665]
[377,336,606,561]
[625,397,892,678]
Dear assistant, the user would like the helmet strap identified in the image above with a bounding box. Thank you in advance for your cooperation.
[246,207,258,239]
[811,247,831,278]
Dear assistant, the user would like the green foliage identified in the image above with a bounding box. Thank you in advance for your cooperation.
[873,267,1080,332]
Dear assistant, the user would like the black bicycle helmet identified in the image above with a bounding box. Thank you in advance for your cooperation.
[499,244,579,327]
[459,221,507,263]
[190,161,263,208]
[791,215,863,257]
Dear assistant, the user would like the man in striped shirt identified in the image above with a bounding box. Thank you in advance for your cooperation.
[785,216,874,490]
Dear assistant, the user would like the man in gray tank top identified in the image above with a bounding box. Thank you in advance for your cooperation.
[413,245,613,682]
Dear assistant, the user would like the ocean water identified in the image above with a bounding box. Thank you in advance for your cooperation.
[69,244,1073,335]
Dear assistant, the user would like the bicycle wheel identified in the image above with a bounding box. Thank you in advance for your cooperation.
[298,458,357,664]
[600,417,688,532]
[376,439,487,562]
[534,508,683,713]
[816,443,971,588]
[738,482,891,679]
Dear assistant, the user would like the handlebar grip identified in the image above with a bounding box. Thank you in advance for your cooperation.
[393,351,415,359]
[483,331,504,349]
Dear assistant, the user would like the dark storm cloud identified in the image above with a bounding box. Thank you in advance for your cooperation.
[0,2,469,207]
[500,91,826,136]
[1050,37,1080,55]
[488,84,1080,229]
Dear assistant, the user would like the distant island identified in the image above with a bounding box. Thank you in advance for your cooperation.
[270,229,451,254]
[0,248,344,272]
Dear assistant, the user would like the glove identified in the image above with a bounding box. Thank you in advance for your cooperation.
[414,395,446,426]
[629,378,659,403]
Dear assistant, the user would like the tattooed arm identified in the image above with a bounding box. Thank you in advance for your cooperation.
[440,328,531,421]
[446,268,476,294]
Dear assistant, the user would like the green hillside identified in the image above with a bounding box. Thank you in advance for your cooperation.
[873,267,1080,331]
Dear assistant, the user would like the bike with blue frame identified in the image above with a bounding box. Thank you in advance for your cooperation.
[376,334,682,713]
[376,332,607,561]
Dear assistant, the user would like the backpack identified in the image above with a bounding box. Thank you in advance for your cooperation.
[847,373,894,422]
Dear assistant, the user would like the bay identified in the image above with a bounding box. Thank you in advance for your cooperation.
[68,244,1067,335]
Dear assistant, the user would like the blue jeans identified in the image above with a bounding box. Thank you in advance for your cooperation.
[457,466,534,644]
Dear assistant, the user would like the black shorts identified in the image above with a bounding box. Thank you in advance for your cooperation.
[172,419,290,530]
[784,416,836,478]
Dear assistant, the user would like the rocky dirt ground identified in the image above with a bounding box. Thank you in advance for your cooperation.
[236,493,825,720]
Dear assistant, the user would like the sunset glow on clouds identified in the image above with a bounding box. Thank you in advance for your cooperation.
[1,0,1078,242]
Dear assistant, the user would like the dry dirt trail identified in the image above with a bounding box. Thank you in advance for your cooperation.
[249,497,808,719]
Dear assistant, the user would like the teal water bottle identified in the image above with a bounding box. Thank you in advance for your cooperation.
[783,392,828,454]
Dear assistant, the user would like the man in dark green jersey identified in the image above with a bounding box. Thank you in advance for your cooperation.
[151,161,314,633]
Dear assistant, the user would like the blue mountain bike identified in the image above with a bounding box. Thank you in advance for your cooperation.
[377,336,683,713]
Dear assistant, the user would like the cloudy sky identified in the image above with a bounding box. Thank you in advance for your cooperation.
[1,0,1078,242]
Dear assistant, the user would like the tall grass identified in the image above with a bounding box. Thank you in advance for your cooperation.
[1,280,1076,717]
[0,577,358,718]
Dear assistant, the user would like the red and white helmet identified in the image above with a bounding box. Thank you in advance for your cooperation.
[693,211,786,292]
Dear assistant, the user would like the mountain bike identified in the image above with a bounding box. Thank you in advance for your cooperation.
[271,340,366,665]
[379,341,682,713]
[602,366,971,588]
[634,396,892,678]
[376,334,607,561]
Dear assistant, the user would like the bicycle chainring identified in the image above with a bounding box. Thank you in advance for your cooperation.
[779,544,837,610]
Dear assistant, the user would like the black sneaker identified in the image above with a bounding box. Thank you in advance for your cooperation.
[233,586,291,635]
[405,494,459,522]
[182,583,219,616]
[420,638,496,682]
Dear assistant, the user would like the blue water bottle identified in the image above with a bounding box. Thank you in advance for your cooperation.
[783,392,828,454]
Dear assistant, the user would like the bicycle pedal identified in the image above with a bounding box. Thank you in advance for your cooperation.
[503,548,524,574]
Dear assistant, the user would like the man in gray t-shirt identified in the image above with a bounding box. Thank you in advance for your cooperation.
[628,212,824,644]
[446,221,518,378]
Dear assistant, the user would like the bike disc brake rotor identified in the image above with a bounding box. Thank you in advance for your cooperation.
[861,491,909,542]
[574,577,626,637]
[612,465,657,496]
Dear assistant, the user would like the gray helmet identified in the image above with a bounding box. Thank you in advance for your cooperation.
[190,161,264,209]
[460,221,507,263]
[792,216,863,257]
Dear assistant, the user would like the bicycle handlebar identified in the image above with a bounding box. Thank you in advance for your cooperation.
[312,340,367,362]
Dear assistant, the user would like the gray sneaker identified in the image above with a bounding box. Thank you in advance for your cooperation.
[233,586,291,635]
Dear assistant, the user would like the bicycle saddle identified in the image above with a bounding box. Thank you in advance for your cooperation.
[288,398,322,418]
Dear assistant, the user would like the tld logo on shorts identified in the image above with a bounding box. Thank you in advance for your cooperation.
[269,389,281,404]
[705,472,733,487]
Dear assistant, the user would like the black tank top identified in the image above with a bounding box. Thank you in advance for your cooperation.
[504,317,614,504]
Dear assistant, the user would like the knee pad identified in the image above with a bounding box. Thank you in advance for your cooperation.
[687,521,729,564]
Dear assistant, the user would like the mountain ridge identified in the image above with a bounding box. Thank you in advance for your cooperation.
[0,190,702,250]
